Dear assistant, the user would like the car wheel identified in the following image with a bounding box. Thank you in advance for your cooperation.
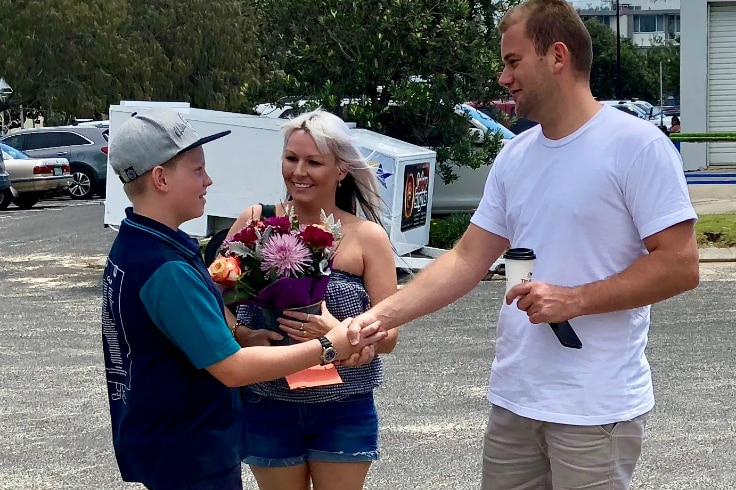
[0,190,11,210]
[68,168,96,200]
[13,194,40,209]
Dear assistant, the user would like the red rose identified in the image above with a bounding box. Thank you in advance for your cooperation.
[300,224,334,249]
[263,216,292,234]
[230,224,259,247]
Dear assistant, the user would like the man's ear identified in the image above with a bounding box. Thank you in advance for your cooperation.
[551,41,570,74]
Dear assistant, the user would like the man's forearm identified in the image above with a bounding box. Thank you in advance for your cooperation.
[575,247,699,317]
[372,248,491,330]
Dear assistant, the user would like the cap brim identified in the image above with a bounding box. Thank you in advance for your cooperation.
[178,130,232,155]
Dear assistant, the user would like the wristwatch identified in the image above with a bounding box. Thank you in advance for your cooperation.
[318,336,337,365]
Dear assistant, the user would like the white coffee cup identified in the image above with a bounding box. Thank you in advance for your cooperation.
[503,248,536,294]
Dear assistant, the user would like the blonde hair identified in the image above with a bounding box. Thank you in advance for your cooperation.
[500,0,593,78]
[281,109,385,224]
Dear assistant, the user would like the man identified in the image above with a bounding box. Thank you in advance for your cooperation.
[348,1,699,488]
[101,109,385,489]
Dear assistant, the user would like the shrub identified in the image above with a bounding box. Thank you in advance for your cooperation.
[428,213,472,249]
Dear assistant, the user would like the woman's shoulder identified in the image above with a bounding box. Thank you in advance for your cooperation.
[236,204,263,220]
[342,217,390,244]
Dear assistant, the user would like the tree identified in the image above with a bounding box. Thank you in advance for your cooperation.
[245,0,515,183]
[644,37,680,103]
[0,0,128,122]
[118,0,261,112]
[0,0,262,121]
[585,19,657,101]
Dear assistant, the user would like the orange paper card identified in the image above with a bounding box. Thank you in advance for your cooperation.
[286,364,343,390]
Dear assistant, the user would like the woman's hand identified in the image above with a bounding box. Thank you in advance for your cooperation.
[278,301,339,343]
[234,326,283,347]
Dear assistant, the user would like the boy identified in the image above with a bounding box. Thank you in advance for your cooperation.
[102,109,385,490]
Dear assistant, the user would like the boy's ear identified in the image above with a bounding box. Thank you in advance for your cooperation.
[150,166,168,191]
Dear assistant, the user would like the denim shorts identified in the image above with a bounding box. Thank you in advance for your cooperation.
[241,390,379,467]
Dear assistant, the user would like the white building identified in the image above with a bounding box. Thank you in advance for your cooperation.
[577,1,680,48]
[680,1,736,170]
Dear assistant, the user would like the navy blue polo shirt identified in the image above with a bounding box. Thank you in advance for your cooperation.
[101,208,241,488]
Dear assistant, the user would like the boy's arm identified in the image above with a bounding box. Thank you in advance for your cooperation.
[141,261,385,388]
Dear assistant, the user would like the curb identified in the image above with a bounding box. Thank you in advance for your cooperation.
[698,247,736,263]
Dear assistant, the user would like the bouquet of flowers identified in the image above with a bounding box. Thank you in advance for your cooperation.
[208,207,342,312]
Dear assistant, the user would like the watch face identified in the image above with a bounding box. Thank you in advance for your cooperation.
[322,346,337,364]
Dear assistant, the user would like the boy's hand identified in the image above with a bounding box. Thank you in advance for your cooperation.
[336,345,376,367]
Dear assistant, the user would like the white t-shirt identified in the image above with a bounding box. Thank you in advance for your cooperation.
[471,105,697,425]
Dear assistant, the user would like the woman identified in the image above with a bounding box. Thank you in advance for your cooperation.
[669,116,681,134]
[226,109,399,490]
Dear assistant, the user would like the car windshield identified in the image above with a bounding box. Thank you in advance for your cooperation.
[623,104,647,118]
[0,143,30,159]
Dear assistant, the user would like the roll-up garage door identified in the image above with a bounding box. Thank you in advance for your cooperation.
[708,3,736,166]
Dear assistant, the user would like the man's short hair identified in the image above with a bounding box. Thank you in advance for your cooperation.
[500,0,593,78]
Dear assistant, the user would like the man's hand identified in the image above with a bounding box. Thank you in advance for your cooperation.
[505,281,581,324]
[336,345,376,367]
[346,312,381,346]
[326,317,386,360]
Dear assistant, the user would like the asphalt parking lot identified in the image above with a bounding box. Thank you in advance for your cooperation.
[1,198,735,490]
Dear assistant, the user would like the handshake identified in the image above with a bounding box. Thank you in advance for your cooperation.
[321,313,386,367]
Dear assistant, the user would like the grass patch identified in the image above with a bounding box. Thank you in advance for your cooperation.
[695,213,736,247]
[429,213,472,249]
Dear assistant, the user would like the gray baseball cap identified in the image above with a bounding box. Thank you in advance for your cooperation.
[108,109,231,183]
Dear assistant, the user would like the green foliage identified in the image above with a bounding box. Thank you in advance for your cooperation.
[0,0,261,122]
[244,0,514,183]
[644,36,680,100]
[695,213,736,247]
[585,20,680,102]
[586,20,654,100]
[429,213,472,249]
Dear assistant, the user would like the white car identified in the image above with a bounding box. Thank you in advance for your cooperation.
[0,143,72,209]
[598,100,650,120]
[648,108,674,129]
[431,105,515,214]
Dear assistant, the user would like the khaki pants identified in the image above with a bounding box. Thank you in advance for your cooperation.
[481,405,648,490]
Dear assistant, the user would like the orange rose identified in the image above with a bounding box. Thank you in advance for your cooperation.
[208,256,241,287]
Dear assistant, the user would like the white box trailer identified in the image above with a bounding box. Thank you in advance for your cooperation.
[104,101,487,271]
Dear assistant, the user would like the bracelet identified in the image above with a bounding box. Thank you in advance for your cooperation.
[230,322,244,339]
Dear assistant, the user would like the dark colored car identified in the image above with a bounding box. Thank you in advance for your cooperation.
[1,124,109,199]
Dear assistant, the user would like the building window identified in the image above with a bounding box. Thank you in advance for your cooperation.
[633,14,664,33]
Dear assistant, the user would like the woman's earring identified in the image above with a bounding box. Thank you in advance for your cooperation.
[337,180,342,188]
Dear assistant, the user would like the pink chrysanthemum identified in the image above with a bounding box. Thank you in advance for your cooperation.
[260,233,312,277]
